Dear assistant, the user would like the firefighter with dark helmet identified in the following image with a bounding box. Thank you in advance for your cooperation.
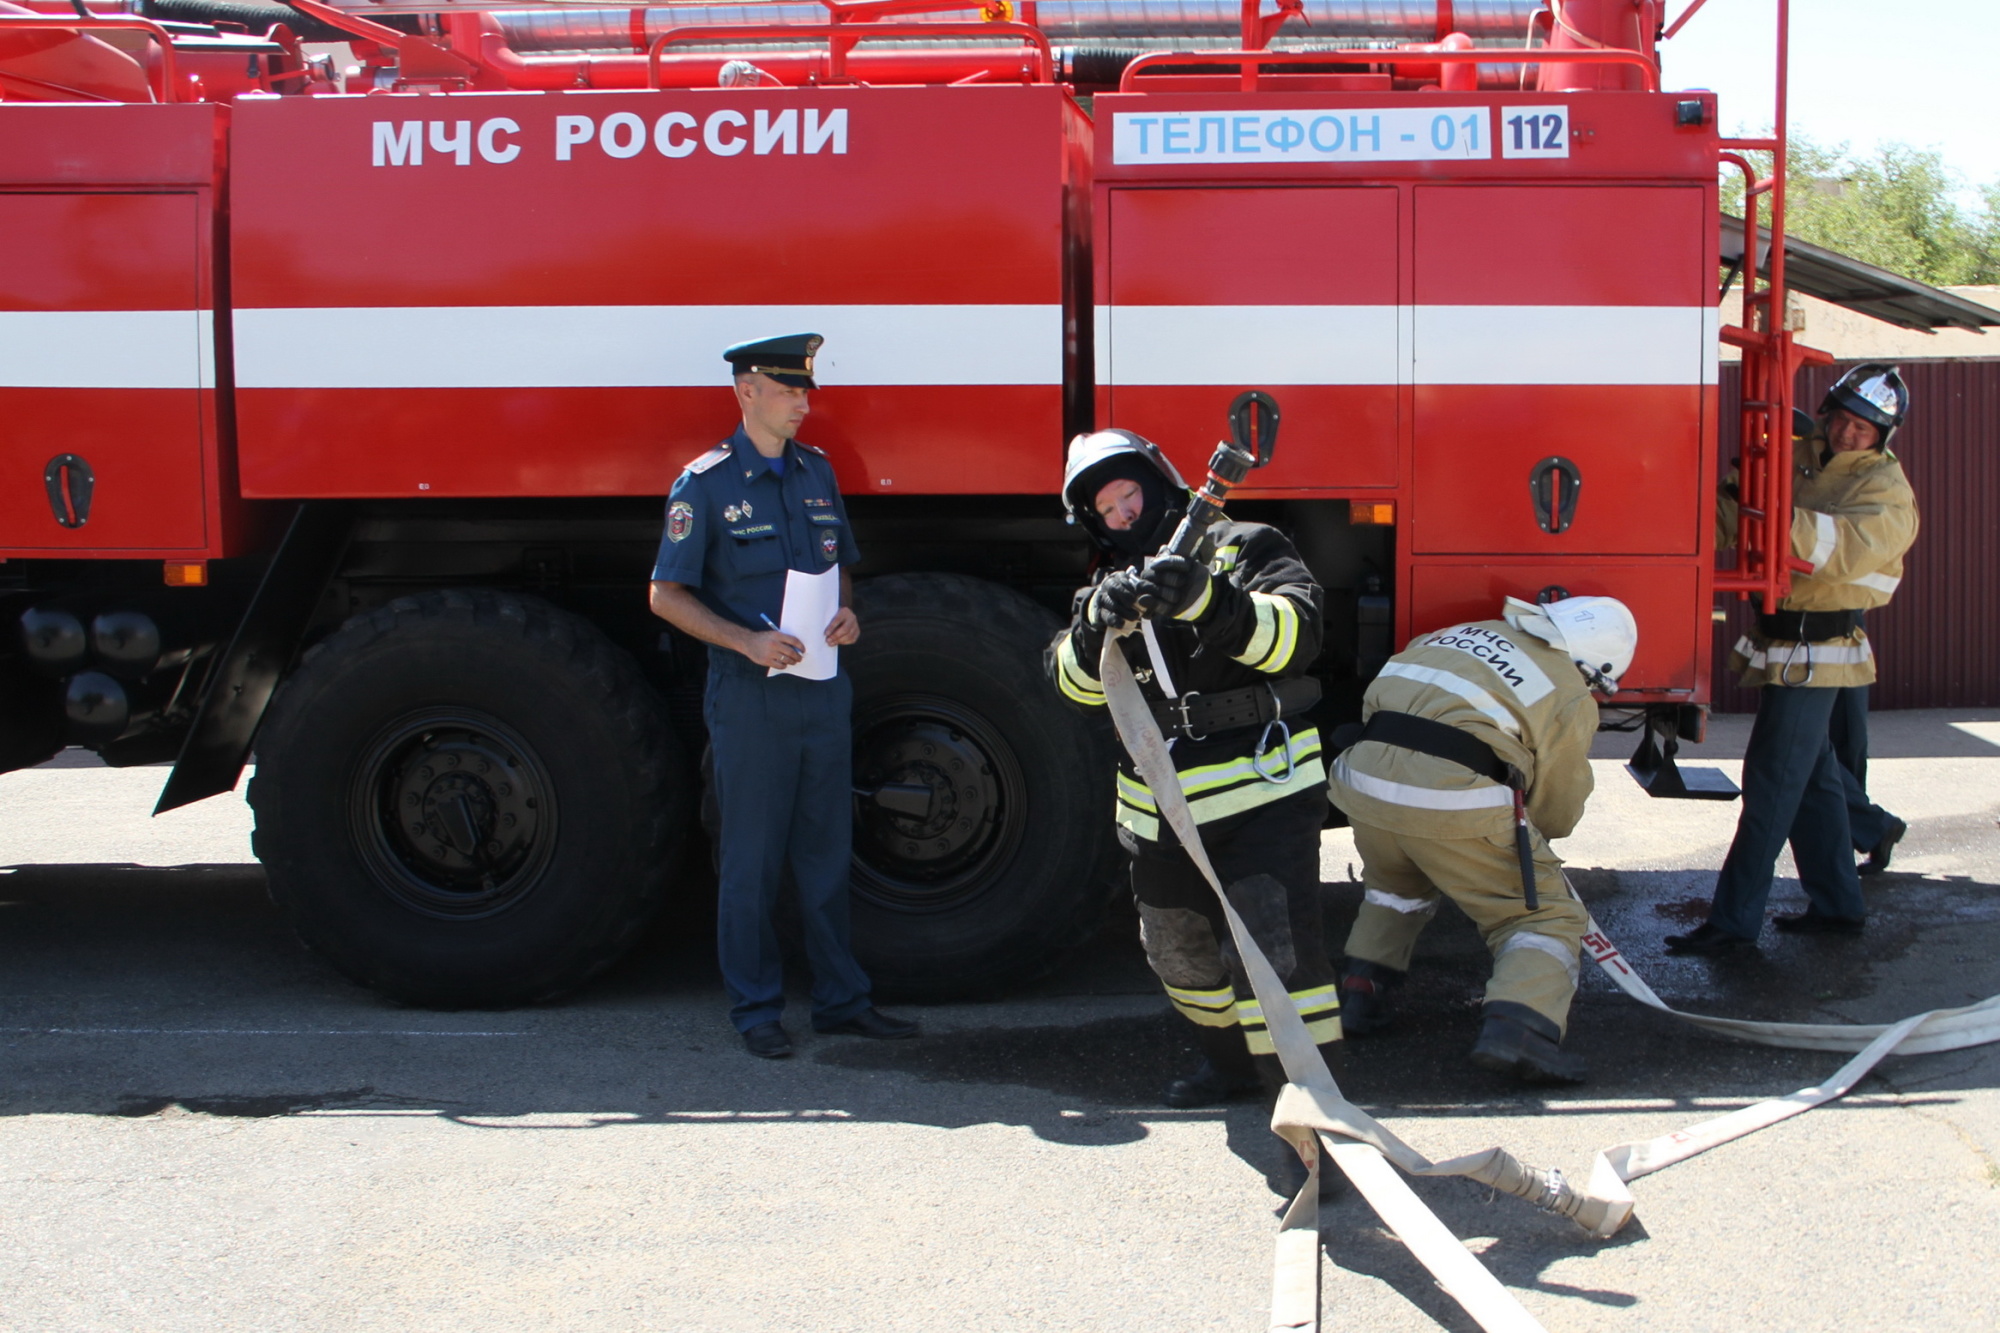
[1669,364,1918,956]
[1330,595,1636,1084]
[1047,429,1342,1167]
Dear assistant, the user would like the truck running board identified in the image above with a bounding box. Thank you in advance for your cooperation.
[1625,715,1740,801]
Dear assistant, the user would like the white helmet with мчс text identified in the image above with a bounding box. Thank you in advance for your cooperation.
[1503,595,1638,694]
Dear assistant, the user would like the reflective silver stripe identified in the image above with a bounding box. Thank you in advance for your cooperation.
[1378,661,1520,736]
[1248,594,1300,671]
[1333,754,1511,810]
[1850,570,1900,595]
[1735,635,1874,668]
[1364,886,1438,915]
[1807,511,1837,571]
[1234,592,1299,671]
[1235,594,1278,667]
[1056,635,1104,705]
[1498,931,1580,986]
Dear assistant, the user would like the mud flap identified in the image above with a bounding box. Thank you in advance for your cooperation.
[155,502,351,814]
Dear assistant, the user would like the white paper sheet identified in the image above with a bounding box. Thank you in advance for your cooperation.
[768,565,841,680]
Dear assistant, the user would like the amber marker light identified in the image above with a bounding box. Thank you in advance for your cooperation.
[163,561,208,587]
[1349,500,1395,526]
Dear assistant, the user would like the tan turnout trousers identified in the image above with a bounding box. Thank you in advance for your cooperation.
[1344,820,1588,1034]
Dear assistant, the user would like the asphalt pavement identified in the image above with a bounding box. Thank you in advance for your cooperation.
[3,709,1998,1331]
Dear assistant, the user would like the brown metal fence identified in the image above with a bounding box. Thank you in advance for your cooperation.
[1712,358,2000,711]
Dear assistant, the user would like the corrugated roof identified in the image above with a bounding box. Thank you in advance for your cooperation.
[1720,214,2000,333]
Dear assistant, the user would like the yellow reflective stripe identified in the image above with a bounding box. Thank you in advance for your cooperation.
[1244,1012,1342,1054]
[1171,999,1239,1028]
[1119,731,1325,808]
[1236,985,1341,1025]
[1115,803,1160,842]
[1116,771,1158,813]
[1163,983,1235,1012]
[1212,545,1241,572]
[1248,593,1299,672]
[1173,574,1213,622]
[1184,756,1325,825]
[1234,593,1277,667]
[1179,730,1322,798]
[1056,635,1105,706]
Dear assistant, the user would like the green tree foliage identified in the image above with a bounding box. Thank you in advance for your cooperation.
[1723,136,2000,286]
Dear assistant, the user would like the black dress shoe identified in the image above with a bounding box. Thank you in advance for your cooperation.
[1860,816,1908,877]
[741,1022,793,1059]
[1774,908,1865,936]
[1162,1058,1258,1109]
[816,1007,919,1039]
[1663,922,1760,957]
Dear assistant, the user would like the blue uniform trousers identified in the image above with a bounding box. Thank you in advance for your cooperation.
[1708,684,1867,940]
[1829,685,1895,852]
[705,657,873,1033]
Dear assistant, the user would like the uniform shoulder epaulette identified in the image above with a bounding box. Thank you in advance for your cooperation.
[794,441,828,459]
[684,444,732,475]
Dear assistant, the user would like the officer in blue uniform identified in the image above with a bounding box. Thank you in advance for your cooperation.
[649,333,918,1058]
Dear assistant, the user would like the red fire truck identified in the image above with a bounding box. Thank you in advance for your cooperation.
[0,0,1857,1005]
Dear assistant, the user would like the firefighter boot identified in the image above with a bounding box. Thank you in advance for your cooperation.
[1162,1021,1258,1109]
[1337,958,1405,1036]
[1469,1001,1587,1086]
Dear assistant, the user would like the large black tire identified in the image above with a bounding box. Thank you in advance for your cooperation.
[249,589,686,1007]
[845,573,1123,1000]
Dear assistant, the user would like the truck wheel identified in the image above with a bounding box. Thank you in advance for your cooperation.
[249,590,686,1007]
[846,573,1122,1000]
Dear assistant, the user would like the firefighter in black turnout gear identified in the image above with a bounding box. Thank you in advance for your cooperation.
[1048,429,1342,1127]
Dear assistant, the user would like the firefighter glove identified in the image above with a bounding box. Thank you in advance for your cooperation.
[1088,568,1150,630]
[1138,553,1212,622]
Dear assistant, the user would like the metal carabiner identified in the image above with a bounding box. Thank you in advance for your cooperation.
[1779,638,1814,687]
[1251,717,1295,784]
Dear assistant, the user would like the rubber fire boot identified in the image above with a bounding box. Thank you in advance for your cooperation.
[1337,958,1405,1036]
[1468,1001,1587,1085]
[1162,1022,1259,1109]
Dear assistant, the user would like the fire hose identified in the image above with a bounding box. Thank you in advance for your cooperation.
[1095,399,2000,1333]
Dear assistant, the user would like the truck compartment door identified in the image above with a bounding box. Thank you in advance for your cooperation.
[0,192,209,553]
[1411,185,1709,555]
[1102,186,1399,490]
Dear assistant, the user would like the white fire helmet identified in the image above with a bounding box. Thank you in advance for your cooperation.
[1503,595,1638,694]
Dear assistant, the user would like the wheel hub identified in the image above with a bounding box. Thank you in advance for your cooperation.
[851,697,1023,911]
[356,715,555,918]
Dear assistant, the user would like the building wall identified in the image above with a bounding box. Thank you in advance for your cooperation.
[1718,286,2000,361]
[1712,358,2000,710]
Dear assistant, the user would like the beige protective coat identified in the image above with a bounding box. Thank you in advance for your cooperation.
[1331,620,1598,1031]
[1718,432,1919,689]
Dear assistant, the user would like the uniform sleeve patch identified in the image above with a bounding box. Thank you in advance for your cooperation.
[667,501,694,542]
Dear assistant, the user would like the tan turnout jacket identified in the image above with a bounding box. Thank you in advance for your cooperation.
[1329,620,1599,843]
[1718,431,1918,688]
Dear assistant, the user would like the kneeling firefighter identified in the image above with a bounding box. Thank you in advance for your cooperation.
[1047,429,1342,1129]
[1330,595,1636,1084]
